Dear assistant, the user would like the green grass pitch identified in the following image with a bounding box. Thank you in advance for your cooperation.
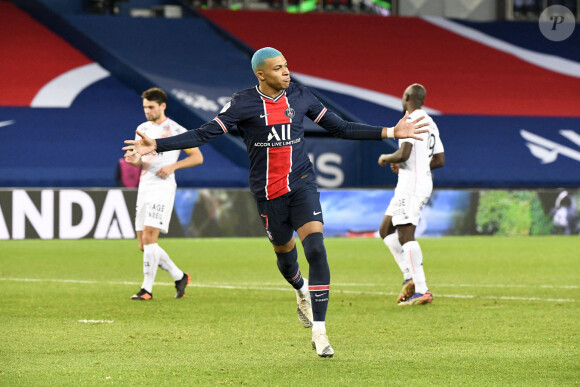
[1,236,578,385]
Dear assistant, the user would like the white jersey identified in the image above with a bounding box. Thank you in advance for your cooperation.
[136,117,187,190]
[395,109,444,197]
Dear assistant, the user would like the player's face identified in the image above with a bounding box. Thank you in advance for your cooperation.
[260,55,291,91]
[143,99,166,124]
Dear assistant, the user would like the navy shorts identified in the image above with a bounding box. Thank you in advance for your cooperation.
[256,181,323,245]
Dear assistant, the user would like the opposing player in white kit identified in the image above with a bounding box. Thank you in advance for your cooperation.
[124,87,203,300]
[377,84,445,306]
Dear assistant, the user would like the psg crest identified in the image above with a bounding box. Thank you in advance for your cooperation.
[285,107,295,119]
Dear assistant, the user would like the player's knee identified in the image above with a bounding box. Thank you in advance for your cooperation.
[398,233,415,245]
[302,232,330,284]
[379,217,395,240]
[275,245,298,271]
[302,232,326,263]
[142,231,158,245]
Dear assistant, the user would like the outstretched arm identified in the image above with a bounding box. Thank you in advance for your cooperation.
[316,110,428,141]
[123,120,225,157]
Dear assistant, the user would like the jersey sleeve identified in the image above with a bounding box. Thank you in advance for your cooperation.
[156,121,225,152]
[433,129,444,154]
[302,86,383,140]
[303,86,329,125]
[212,93,247,133]
[174,124,195,153]
[156,95,243,152]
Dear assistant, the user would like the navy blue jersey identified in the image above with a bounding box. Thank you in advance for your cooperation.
[156,83,383,201]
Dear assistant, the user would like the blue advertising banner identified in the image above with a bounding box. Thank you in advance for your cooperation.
[310,88,580,188]
[432,115,580,188]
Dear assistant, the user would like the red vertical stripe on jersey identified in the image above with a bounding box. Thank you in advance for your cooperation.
[262,95,291,126]
[266,146,292,200]
[261,94,293,200]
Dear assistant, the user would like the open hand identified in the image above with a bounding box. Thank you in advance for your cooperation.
[123,130,156,157]
[394,111,429,140]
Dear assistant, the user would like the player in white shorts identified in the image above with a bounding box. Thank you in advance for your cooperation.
[124,87,203,300]
[377,84,445,306]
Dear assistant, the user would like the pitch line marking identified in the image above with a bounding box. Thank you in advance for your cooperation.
[214,281,579,290]
[0,278,576,303]
[431,283,579,289]
[6,278,578,290]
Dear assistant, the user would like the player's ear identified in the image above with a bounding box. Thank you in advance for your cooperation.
[255,70,265,81]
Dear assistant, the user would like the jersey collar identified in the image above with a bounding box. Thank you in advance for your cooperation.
[151,117,169,126]
[255,86,286,102]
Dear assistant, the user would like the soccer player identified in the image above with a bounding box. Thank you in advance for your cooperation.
[377,83,445,306]
[124,87,204,301]
[123,48,428,357]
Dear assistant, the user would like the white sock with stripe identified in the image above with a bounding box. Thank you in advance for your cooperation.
[402,241,428,294]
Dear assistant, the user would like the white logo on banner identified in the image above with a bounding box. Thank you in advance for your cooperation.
[308,152,344,188]
[0,120,15,128]
[0,189,135,240]
[521,129,580,164]
[12,190,55,239]
[171,88,231,112]
[59,190,96,239]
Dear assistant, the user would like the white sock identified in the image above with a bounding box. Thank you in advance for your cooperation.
[298,279,309,298]
[384,233,411,280]
[156,245,184,281]
[141,243,160,293]
[312,321,326,333]
[403,241,428,294]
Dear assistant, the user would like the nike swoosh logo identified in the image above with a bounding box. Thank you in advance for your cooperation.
[260,113,271,118]
[313,211,322,215]
[0,120,15,128]
[314,293,326,297]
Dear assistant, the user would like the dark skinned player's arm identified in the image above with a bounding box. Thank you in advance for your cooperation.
[380,142,413,164]
[430,152,445,170]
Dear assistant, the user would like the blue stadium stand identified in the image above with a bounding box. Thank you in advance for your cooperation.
[6,0,580,188]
